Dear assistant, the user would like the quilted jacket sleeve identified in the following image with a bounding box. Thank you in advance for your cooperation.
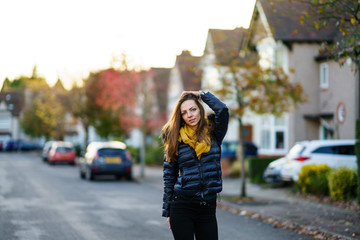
[162,157,179,217]
[201,91,229,144]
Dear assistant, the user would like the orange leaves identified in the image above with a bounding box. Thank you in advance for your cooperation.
[96,68,140,111]
[91,68,145,136]
[218,63,306,120]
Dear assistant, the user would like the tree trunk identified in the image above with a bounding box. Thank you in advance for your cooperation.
[139,81,149,179]
[83,123,89,153]
[238,117,246,197]
[140,131,146,178]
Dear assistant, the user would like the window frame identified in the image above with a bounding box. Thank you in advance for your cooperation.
[320,63,329,89]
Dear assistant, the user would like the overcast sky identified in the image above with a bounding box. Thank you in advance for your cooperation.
[0,0,256,88]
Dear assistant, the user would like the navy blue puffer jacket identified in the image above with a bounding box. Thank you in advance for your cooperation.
[162,92,229,217]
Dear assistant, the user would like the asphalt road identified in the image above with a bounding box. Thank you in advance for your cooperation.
[0,152,312,240]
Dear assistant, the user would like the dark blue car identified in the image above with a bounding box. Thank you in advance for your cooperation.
[221,141,258,160]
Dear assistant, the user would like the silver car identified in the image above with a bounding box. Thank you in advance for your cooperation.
[79,141,132,181]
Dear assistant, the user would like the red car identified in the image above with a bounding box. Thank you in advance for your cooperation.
[48,142,76,165]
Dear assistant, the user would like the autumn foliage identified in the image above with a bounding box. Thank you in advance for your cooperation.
[93,68,142,136]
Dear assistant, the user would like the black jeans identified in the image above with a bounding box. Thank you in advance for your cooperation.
[169,195,218,240]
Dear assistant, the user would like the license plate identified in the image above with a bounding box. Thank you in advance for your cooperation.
[105,157,122,163]
[59,153,69,159]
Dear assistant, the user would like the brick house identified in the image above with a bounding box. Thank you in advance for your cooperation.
[167,50,202,115]
[200,27,257,144]
[246,0,359,154]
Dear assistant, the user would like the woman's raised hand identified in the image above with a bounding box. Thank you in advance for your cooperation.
[180,90,202,98]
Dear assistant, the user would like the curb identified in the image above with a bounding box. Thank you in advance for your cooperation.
[217,200,356,240]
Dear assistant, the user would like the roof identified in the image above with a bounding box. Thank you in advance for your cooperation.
[208,28,250,65]
[53,79,66,93]
[87,141,127,151]
[253,0,339,43]
[175,51,202,91]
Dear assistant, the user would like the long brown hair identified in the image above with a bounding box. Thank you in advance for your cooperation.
[162,93,210,162]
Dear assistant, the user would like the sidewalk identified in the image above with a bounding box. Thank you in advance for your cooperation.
[133,165,360,240]
[221,178,359,240]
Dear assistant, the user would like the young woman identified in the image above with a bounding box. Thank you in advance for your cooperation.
[162,90,229,240]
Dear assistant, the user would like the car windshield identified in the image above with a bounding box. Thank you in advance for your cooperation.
[222,142,237,152]
[57,147,73,152]
[287,143,305,158]
[98,148,126,158]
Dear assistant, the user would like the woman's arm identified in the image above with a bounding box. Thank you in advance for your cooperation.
[200,91,229,143]
[162,158,179,217]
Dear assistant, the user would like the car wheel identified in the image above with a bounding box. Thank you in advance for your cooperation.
[79,169,86,179]
[125,173,132,181]
[86,167,94,181]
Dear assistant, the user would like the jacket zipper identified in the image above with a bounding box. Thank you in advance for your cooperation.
[190,145,205,198]
[198,161,204,198]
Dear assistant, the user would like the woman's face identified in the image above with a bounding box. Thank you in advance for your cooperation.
[180,99,201,130]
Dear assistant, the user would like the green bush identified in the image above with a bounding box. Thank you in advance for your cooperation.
[249,157,279,183]
[145,144,164,165]
[127,146,140,163]
[74,145,82,157]
[297,164,331,195]
[238,156,279,183]
[328,167,358,201]
[355,118,360,204]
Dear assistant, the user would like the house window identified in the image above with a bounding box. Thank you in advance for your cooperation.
[274,116,286,150]
[260,129,271,149]
[320,63,329,89]
[0,117,10,129]
[320,126,331,140]
[275,46,288,73]
[259,115,287,154]
[275,131,284,149]
[260,116,271,150]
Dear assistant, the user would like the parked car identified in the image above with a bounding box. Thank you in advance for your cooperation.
[280,139,357,182]
[42,141,57,162]
[221,141,258,160]
[79,141,132,181]
[47,141,76,165]
[263,157,286,184]
[17,140,41,151]
[4,139,18,151]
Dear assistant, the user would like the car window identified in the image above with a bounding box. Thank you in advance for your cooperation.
[56,147,73,152]
[287,143,305,158]
[98,148,126,157]
[337,145,355,155]
[312,146,337,154]
[222,142,237,152]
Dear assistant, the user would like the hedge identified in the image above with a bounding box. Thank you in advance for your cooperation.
[297,164,331,195]
[248,156,280,183]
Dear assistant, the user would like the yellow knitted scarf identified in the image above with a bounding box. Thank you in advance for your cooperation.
[178,124,211,160]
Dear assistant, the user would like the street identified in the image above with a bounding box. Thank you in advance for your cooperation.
[0,152,311,240]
